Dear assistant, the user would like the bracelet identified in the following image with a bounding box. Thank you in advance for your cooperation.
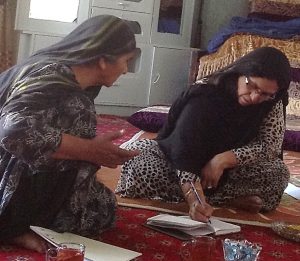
[184,187,193,198]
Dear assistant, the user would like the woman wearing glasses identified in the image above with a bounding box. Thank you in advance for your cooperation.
[117,47,291,222]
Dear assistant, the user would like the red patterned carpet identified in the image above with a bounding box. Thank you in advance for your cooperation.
[1,115,300,260]
[1,207,300,261]
[96,114,141,145]
[102,207,300,261]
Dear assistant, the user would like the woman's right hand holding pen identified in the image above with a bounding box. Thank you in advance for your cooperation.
[182,182,213,223]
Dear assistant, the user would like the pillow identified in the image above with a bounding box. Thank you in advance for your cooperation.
[249,0,300,19]
[283,130,300,152]
[127,106,170,133]
[248,12,296,22]
[284,109,300,152]
[287,81,300,120]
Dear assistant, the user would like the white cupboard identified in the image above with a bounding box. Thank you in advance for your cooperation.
[95,44,195,107]
[15,0,202,115]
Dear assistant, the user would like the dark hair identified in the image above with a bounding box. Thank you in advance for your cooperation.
[208,47,291,92]
[204,47,291,106]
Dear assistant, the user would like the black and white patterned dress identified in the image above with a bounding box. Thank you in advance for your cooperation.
[0,63,116,240]
[116,101,289,211]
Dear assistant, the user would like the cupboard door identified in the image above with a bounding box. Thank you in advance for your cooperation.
[32,35,63,53]
[149,47,194,105]
[90,7,152,43]
[17,33,63,62]
[150,0,201,48]
[91,0,154,14]
[94,44,153,107]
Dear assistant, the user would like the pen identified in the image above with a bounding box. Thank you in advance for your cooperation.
[189,181,211,224]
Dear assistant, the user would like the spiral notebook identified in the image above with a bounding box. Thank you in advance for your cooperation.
[146,214,240,238]
[30,226,141,261]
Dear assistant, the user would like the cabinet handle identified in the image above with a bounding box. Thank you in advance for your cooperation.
[117,2,127,9]
[153,73,160,84]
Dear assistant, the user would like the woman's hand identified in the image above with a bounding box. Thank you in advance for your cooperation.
[52,131,140,168]
[182,182,213,223]
[201,151,238,189]
[200,155,224,189]
[88,131,140,168]
[189,199,213,223]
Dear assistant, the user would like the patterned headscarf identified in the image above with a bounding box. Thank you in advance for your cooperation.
[32,15,137,64]
[0,15,137,105]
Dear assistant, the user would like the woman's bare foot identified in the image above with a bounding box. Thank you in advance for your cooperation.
[8,231,49,253]
[229,195,263,213]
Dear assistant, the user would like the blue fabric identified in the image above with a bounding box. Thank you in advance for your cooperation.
[158,18,180,34]
[207,17,300,53]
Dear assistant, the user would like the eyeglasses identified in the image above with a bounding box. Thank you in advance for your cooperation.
[245,76,277,101]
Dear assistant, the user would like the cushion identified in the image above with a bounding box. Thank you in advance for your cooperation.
[249,0,300,20]
[283,130,300,152]
[127,106,170,133]
[287,80,300,120]
[285,68,300,152]
[284,111,300,152]
[248,12,297,22]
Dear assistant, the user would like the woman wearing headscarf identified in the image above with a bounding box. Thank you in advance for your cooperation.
[117,47,291,222]
[0,15,139,252]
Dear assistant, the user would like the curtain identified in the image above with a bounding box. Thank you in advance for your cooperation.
[0,0,17,73]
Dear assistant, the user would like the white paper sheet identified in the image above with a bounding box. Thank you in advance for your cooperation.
[30,226,141,261]
[284,183,300,200]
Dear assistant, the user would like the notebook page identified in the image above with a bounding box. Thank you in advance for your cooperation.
[209,219,241,235]
[147,214,207,229]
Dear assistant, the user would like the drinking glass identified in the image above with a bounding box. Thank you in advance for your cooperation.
[180,236,216,261]
[46,242,85,261]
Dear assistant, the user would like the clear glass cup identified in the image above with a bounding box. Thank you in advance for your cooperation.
[46,242,85,261]
[180,236,216,261]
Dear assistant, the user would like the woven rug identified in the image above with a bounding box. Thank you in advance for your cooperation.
[1,115,300,260]
[1,206,300,261]
[96,114,141,145]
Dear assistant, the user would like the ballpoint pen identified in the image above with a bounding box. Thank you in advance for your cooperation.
[189,181,211,224]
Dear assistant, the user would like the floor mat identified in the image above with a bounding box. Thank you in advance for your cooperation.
[96,114,141,145]
[1,115,299,260]
[1,207,299,261]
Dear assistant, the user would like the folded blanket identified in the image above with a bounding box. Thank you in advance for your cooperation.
[207,16,300,53]
[249,0,300,20]
[198,34,300,79]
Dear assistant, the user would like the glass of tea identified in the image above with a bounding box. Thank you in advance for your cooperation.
[180,236,216,261]
[46,242,85,261]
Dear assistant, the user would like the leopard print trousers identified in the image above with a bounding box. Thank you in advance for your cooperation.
[116,139,289,211]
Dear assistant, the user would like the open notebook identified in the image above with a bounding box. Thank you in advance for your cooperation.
[146,214,240,238]
[30,226,141,261]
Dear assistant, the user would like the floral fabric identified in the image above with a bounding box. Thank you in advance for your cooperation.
[0,63,116,239]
